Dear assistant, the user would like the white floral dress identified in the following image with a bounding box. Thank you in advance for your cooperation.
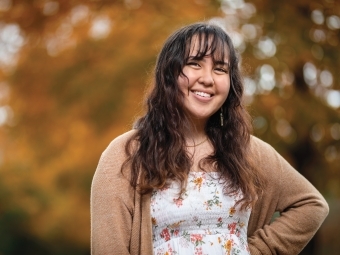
[151,172,251,255]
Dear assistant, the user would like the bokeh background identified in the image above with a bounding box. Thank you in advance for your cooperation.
[0,0,339,254]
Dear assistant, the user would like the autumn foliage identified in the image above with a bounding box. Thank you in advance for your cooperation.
[0,0,339,254]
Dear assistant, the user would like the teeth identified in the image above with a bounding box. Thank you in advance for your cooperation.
[194,91,211,98]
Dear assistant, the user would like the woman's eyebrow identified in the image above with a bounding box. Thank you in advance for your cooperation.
[187,55,202,60]
[187,56,229,66]
[214,60,229,66]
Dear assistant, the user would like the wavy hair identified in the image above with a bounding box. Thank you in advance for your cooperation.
[122,22,265,209]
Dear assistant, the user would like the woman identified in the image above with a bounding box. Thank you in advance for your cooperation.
[91,22,329,255]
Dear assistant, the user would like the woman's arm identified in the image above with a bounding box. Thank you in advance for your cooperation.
[247,138,329,255]
[91,132,136,255]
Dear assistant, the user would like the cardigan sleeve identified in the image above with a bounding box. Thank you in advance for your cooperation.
[247,138,329,255]
[91,132,136,255]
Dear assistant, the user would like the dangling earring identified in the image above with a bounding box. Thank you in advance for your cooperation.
[220,109,224,127]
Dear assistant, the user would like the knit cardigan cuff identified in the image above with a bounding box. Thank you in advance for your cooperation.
[249,244,262,255]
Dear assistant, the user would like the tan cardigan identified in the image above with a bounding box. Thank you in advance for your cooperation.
[91,130,329,255]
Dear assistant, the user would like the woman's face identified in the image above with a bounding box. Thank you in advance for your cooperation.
[177,37,231,126]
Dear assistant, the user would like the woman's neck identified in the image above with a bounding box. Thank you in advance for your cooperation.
[184,118,208,146]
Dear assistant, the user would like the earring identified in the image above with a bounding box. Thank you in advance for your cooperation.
[220,110,223,127]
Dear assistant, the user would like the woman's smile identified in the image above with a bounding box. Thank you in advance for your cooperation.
[192,90,213,98]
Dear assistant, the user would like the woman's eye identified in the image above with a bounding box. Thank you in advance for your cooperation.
[215,67,228,73]
[187,62,200,67]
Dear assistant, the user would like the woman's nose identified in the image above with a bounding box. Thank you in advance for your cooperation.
[198,70,214,86]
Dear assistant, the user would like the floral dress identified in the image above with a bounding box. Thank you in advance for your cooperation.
[151,172,251,255]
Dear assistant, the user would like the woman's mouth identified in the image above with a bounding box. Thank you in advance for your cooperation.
[193,91,212,98]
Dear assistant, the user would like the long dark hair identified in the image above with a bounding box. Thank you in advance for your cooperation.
[122,22,265,209]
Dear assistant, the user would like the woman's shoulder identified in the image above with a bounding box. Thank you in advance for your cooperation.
[249,135,282,173]
[103,129,137,155]
[96,129,137,174]
[249,135,276,155]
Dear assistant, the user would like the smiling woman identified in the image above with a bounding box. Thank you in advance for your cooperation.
[91,22,329,255]
[177,36,231,127]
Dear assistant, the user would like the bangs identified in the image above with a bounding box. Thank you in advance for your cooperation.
[184,26,229,64]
